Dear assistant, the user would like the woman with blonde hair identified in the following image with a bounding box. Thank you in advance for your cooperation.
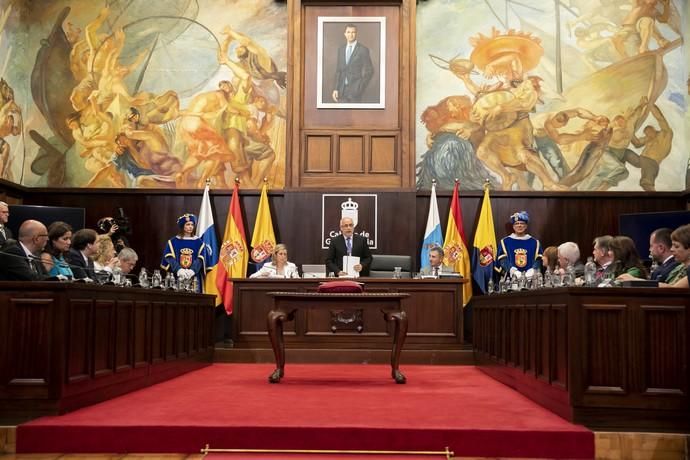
[250,243,299,278]
[93,234,119,273]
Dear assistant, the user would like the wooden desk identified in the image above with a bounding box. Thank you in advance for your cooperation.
[472,287,690,432]
[231,278,466,358]
[266,292,409,384]
[0,282,215,423]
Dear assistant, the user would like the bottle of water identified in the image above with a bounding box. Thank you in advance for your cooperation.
[649,256,658,279]
[544,267,552,288]
[487,278,494,295]
[152,269,162,288]
[191,277,199,293]
[535,271,543,289]
[164,272,174,290]
[112,266,123,286]
[565,264,576,287]
[510,272,519,291]
[138,268,149,288]
[584,257,596,287]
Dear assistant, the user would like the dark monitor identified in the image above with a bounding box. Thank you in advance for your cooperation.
[619,210,690,260]
[7,205,86,237]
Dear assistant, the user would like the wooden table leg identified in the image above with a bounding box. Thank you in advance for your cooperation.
[267,308,288,383]
[384,310,408,384]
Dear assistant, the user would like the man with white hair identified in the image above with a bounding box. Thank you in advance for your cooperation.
[558,241,585,277]
[117,247,138,275]
[0,201,11,245]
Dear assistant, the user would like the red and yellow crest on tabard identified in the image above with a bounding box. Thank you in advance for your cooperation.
[220,240,246,268]
[479,245,494,266]
[444,243,463,264]
[179,248,194,269]
[251,240,275,263]
[514,248,528,268]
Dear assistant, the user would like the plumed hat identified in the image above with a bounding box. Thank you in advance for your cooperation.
[510,211,529,224]
[177,213,197,229]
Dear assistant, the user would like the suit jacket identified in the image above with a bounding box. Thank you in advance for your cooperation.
[0,241,48,281]
[334,42,374,102]
[66,248,96,279]
[326,234,372,276]
[651,257,681,282]
[419,264,452,276]
[0,225,12,246]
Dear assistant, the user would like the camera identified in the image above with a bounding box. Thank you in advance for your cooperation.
[97,208,131,235]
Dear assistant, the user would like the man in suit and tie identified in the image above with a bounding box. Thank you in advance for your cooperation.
[331,24,374,103]
[0,219,49,281]
[66,228,98,279]
[326,216,372,277]
[0,201,12,245]
[648,228,681,282]
[419,246,450,277]
[592,235,614,280]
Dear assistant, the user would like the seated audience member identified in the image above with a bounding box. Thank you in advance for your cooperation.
[648,228,681,282]
[497,211,542,278]
[660,224,690,288]
[93,234,119,273]
[40,221,74,278]
[592,235,614,279]
[250,243,299,278]
[557,241,585,277]
[610,235,648,279]
[542,246,559,273]
[0,201,11,245]
[419,245,450,277]
[0,220,50,281]
[66,228,98,279]
[161,213,206,289]
[118,247,138,275]
[326,217,372,277]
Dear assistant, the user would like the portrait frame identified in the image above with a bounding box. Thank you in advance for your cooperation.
[316,16,386,109]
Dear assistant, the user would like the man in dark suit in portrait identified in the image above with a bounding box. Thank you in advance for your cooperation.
[0,201,11,245]
[66,228,98,280]
[331,24,374,103]
[326,216,372,277]
[0,219,49,281]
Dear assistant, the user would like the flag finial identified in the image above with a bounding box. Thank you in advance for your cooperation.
[263,177,268,184]
[483,178,491,190]
[234,177,241,184]
[454,178,459,185]
[205,178,211,187]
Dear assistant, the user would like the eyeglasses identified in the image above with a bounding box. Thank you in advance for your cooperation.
[35,233,49,238]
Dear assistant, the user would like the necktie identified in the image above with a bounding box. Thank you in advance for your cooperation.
[346,45,353,64]
[0,226,5,239]
[346,237,352,255]
[433,267,439,277]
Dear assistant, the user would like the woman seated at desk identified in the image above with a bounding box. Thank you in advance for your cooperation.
[250,244,299,279]
[40,221,74,278]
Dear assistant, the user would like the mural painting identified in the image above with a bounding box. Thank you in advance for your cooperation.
[0,0,287,189]
[417,0,687,192]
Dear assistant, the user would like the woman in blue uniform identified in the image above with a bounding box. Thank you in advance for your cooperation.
[496,211,543,279]
[161,213,207,291]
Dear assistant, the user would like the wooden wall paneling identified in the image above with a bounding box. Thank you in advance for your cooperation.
[134,301,148,368]
[304,134,333,172]
[582,303,627,394]
[6,298,53,388]
[370,135,397,174]
[640,304,686,396]
[537,304,550,382]
[151,301,164,363]
[165,302,176,360]
[552,304,568,388]
[92,300,114,378]
[115,300,134,373]
[337,135,365,173]
[67,299,91,383]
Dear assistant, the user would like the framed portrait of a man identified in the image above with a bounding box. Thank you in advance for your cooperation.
[316,16,386,109]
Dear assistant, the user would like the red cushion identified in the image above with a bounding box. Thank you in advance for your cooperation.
[317,280,364,293]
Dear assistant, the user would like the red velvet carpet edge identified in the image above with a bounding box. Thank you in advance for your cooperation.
[17,364,594,459]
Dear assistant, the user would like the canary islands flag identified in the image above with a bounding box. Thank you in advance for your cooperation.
[250,182,276,267]
[196,184,219,299]
[216,182,248,315]
[472,185,497,294]
[421,182,443,270]
[443,182,471,305]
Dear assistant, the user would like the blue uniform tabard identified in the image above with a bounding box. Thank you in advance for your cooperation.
[160,236,207,291]
[497,234,542,274]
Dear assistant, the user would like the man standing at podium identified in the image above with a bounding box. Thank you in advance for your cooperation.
[326,217,372,277]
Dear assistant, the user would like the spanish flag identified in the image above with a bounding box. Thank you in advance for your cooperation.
[443,182,471,305]
[471,185,497,294]
[250,182,276,267]
[216,182,248,315]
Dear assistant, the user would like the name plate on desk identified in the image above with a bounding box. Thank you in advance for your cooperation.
[619,279,658,287]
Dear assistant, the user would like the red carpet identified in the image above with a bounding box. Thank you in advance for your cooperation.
[18,364,593,458]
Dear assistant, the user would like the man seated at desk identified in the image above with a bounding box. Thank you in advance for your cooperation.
[419,245,451,277]
[326,217,372,277]
[0,219,50,281]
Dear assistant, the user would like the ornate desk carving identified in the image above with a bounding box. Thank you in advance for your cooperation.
[267,292,409,384]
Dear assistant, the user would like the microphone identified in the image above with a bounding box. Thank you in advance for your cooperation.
[0,245,100,282]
